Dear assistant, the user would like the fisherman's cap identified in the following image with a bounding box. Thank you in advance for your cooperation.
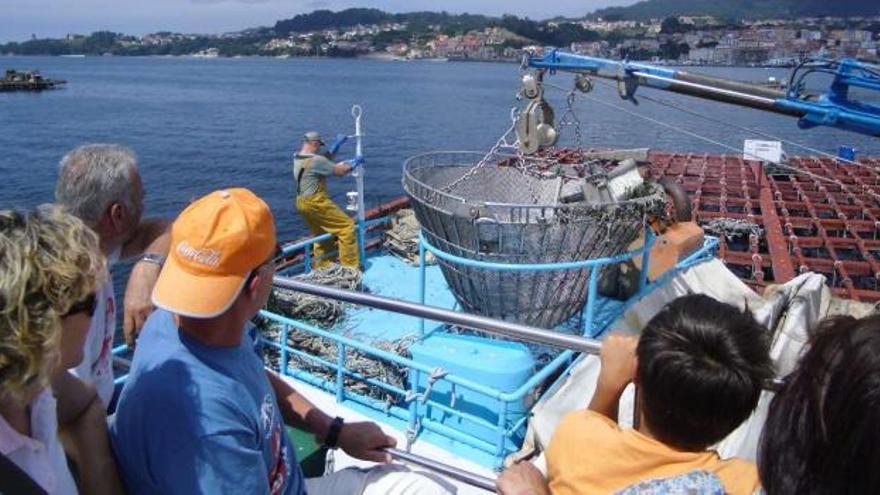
[152,188,276,318]
[303,131,325,145]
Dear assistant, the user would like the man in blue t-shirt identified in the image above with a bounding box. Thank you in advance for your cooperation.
[110,188,397,494]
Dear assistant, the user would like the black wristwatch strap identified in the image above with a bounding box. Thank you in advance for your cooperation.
[323,416,344,449]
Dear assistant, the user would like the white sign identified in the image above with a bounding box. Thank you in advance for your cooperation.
[743,140,784,164]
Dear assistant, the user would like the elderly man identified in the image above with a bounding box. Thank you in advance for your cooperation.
[111,188,449,494]
[55,144,170,409]
[294,131,362,269]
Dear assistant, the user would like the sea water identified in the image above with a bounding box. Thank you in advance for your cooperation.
[2,55,879,329]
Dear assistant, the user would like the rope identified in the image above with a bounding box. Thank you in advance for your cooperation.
[269,264,362,325]
[382,209,434,265]
[263,264,418,405]
[261,322,418,404]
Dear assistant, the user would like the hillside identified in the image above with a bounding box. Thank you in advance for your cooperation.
[591,0,880,21]
[273,9,494,36]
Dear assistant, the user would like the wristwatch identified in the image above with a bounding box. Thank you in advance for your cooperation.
[137,253,165,268]
[323,416,345,449]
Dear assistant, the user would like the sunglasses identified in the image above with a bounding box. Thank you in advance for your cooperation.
[246,245,285,285]
[63,293,97,318]
[272,244,286,265]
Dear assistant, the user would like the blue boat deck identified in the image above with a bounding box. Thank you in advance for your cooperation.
[342,255,457,342]
[113,216,718,469]
[304,252,628,344]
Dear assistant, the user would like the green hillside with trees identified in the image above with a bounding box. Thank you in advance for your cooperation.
[592,0,880,21]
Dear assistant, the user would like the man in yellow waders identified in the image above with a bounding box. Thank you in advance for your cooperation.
[294,131,363,269]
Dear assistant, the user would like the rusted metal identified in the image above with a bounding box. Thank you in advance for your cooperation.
[649,151,880,302]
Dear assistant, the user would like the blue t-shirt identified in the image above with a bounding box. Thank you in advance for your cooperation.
[110,310,305,495]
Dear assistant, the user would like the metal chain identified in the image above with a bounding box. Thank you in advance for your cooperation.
[557,91,584,152]
[441,109,520,194]
[513,136,542,204]
[442,107,542,204]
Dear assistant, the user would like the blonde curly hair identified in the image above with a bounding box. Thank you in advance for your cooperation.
[0,205,106,401]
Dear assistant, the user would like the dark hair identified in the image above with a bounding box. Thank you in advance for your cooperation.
[758,314,880,494]
[637,294,774,450]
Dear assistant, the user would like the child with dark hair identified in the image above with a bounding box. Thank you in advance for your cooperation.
[758,314,880,494]
[531,294,774,494]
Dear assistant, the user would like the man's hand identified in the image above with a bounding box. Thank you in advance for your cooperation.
[123,260,161,346]
[329,134,349,155]
[496,462,550,495]
[349,155,365,168]
[337,421,397,463]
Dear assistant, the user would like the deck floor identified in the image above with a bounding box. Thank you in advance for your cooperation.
[333,252,629,345]
[340,254,458,342]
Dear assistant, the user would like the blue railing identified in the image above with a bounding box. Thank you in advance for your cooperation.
[417,228,656,337]
[280,216,391,274]
[253,221,717,468]
[111,217,719,468]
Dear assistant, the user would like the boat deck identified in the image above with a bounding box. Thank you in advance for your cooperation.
[266,250,630,467]
[258,229,716,468]
[319,253,629,343]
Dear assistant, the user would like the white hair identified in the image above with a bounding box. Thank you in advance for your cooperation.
[55,144,139,225]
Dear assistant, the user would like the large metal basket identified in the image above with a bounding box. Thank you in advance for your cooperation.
[402,151,666,329]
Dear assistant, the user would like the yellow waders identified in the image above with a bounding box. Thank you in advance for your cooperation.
[295,165,360,269]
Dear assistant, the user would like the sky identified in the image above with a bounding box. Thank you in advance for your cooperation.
[0,0,637,43]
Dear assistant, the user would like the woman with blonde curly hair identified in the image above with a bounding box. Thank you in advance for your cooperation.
[0,205,123,495]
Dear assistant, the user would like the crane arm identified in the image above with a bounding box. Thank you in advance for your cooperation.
[525,49,880,138]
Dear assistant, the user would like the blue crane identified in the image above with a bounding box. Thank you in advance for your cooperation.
[521,49,880,145]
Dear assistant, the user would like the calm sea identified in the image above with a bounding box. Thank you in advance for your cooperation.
[4,55,879,339]
[3,55,879,239]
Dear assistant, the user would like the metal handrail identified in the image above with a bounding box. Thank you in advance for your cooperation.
[271,275,785,392]
[386,448,497,492]
[272,276,603,355]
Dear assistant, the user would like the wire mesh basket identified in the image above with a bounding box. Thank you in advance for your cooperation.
[403,151,666,328]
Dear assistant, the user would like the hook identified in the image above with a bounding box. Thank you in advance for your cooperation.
[351,104,362,120]
[509,107,520,125]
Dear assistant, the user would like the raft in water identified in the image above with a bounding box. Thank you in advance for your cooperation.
[1,69,66,92]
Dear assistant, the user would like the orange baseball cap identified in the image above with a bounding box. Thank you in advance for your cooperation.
[152,188,276,318]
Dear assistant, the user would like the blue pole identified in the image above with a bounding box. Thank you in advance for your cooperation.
[584,268,600,337]
[336,343,346,403]
[419,235,427,336]
[358,220,366,270]
[280,324,290,376]
[494,399,509,470]
[640,226,654,291]
[408,370,421,448]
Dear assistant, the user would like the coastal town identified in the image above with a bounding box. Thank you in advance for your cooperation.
[258,16,880,65]
[3,11,879,66]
